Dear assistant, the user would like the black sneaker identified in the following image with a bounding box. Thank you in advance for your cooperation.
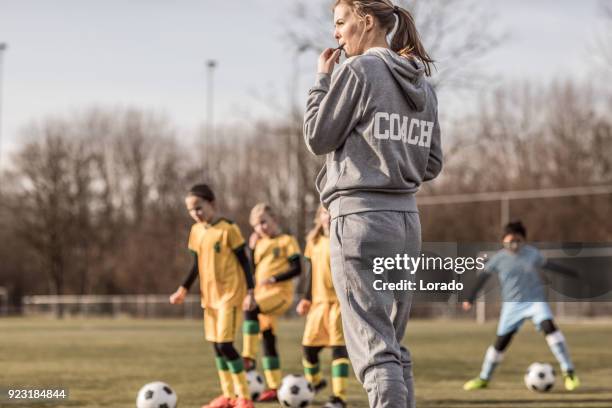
[313,379,327,394]
[323,396,346,408]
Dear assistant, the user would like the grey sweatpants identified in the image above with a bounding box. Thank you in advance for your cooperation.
[330,211,421,408]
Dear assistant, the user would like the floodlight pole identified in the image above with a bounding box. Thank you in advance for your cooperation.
[204,59,217,178]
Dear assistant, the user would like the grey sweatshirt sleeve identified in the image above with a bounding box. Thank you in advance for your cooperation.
[423,104,443,181]
[303,65,364,155]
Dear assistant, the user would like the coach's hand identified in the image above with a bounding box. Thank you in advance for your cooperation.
[243,291,257,311]
[318,48,342,75]
[296,299,311,316]
[169,286,187,305]
[462,301,472,311]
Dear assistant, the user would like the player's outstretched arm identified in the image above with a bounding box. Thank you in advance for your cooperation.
[464,272,491,307]
[296,258,313,316]
[266,256,302,284]
[233,244,257,311]
[302,258,313,301]
[169,286,187,305]
[542,260,580,278]
[169,252,199,304]
[234,244,255,290]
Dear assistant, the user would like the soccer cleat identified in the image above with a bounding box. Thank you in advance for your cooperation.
[313,378,328,394]
[463,377,489,391]
[564,372,580,391]
[256,389,278,403]
[234,397,254,408]
[323,396,347,408]
[202,395,235,408]
[243,357,256,372]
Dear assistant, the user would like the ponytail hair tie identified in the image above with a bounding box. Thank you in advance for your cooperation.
[393,5,399,13]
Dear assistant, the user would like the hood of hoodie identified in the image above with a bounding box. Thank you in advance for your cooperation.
[363,47,427,112]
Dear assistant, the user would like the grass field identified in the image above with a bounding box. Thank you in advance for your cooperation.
[1,317,612,408]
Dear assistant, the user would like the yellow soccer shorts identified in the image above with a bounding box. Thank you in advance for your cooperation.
[204,306,242,343]
[255,290,292,333]
[302,301,345,347]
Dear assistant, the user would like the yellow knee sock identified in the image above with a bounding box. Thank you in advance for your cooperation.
[303,358,322,386]
[242,320,259,360]
[227,358,250,400]
[331,358,350,401]
[263,356,282,389]
[215,356,234,398]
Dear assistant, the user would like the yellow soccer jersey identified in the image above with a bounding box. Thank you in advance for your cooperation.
[188,218,247,308]
[304,235,337,303]
[254,234,301,299]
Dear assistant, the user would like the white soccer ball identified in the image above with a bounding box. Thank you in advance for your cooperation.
[136,381,178,408]
[246,370,265,400]
[278,374,315,408]
[524,362,555,392]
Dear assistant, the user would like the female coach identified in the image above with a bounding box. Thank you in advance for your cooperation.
[303,1,442,407]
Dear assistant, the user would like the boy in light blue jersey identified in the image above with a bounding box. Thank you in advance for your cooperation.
[463,221,580,391]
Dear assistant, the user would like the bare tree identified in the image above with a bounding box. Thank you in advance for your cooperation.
[2,108,196,311]
[9,124,77,316]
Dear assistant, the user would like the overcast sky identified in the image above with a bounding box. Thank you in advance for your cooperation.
[0,0,606,161]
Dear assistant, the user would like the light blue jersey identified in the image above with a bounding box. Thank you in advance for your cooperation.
[484,245,553,335]
[485,245,547,302]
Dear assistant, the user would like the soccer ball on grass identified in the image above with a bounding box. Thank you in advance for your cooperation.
[246,370,265,400]
[278,374,315,408]
[136,381,178,408]
[524,362,555,392]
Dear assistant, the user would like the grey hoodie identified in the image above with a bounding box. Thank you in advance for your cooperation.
[304,47,442,219]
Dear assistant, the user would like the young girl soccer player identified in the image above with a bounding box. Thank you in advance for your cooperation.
[242,203,302,402]
[463,221,580,391]
[169,184,255,408]
[303,1,443,408]
[296,206,350,408]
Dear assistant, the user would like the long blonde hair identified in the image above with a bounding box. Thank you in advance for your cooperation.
[306,206,329,245]
[334,0,434,76]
